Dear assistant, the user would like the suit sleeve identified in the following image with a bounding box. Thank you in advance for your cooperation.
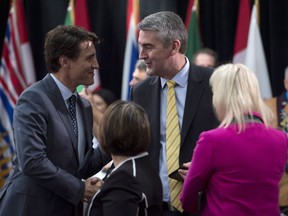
[13,89,84,205]
[180,131,214,212]
[80,146,111,179]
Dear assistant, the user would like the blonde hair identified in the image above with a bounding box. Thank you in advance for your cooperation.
[210,63,273,132]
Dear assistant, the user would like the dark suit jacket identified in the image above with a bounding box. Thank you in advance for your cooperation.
[86,153,163,216]
[264,92,288,131]
[131,63,218,172]
[0,74,109,216]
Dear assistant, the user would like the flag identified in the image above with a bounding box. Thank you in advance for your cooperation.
[64,0,74,26]
[244,3,272,99]
[65,0,101,93]
[185,0,202,60]
[0,0,36,187]
[75,0,90,31]
[121,0,139,100]
[232,0,251,63]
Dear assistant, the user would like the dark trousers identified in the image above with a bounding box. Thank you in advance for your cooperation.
[163,211,200,216]
[163,210,182,216]
[162,202,200,216]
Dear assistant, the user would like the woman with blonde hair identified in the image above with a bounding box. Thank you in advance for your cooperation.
[180,63,288,216]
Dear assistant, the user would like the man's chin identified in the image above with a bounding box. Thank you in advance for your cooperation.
[83,80,94,86]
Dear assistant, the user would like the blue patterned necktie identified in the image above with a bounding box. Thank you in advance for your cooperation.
[68,95,78,142]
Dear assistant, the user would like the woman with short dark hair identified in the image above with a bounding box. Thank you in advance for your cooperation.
[86,101,163,216]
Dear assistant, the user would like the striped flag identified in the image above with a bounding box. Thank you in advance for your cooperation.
[232,0,251,63]
[0,0,36,187]
[185,0,202,60]
[121,0,139,100]
[65,0,101,93]
[244,3,272,98]
[233,0,272,98]
[75,0,90,31]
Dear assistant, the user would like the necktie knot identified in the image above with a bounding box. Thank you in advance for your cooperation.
[68,95,77,106]
[167,80,176,89]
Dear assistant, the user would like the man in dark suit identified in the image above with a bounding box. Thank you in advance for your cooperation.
[264,66,288,132]
[131,11,218,216]
[0,25,109,216]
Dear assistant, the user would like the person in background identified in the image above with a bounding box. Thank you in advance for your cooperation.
[86,101,163,216]
[80,88,117,210]
[0,25,109,216]
[180,63,288,216]
[264,65,288,132]
[192,48,218,68]
[90,88,117,114]
[80,87,117,147]
[131,11,218,216]
[129,59,148,87]
[264,65,288,215]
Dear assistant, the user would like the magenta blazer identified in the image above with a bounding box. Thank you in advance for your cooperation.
[180,122,288,216]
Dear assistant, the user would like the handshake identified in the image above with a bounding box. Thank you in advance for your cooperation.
[82,160,113,202]
[82,177,104,203]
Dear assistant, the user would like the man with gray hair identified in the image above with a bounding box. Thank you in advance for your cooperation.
[263,66,288,216]
[131,11,218,216]
[265,65,288,132]
[129,59,147,87]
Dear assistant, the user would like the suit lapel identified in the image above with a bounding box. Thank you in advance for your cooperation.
[143,73,204,152]
[78,96,93,151]
[42,74,79,159]
[147,78,161,147]
[77,96,94,170]
[181,64,205,146]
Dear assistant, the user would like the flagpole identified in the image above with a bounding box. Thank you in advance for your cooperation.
[70,0,75,24]
[133,0,139,23]
[255,0,260,26]
[195,0,199,17]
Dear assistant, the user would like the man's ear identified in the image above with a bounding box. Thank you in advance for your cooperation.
[59,55,70,68]
[171,39,181,55]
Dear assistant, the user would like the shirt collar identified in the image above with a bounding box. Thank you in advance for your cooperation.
[50,73,77,101]
[160,57,190,89]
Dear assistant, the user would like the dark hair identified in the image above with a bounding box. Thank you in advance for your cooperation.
[99,101,150,156]
[44,25,100,72]
[192,48,218,67]
[92,88,117,106]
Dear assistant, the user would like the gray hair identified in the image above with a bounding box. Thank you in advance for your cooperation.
[138,11,188,54]
[135,59,146,71]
